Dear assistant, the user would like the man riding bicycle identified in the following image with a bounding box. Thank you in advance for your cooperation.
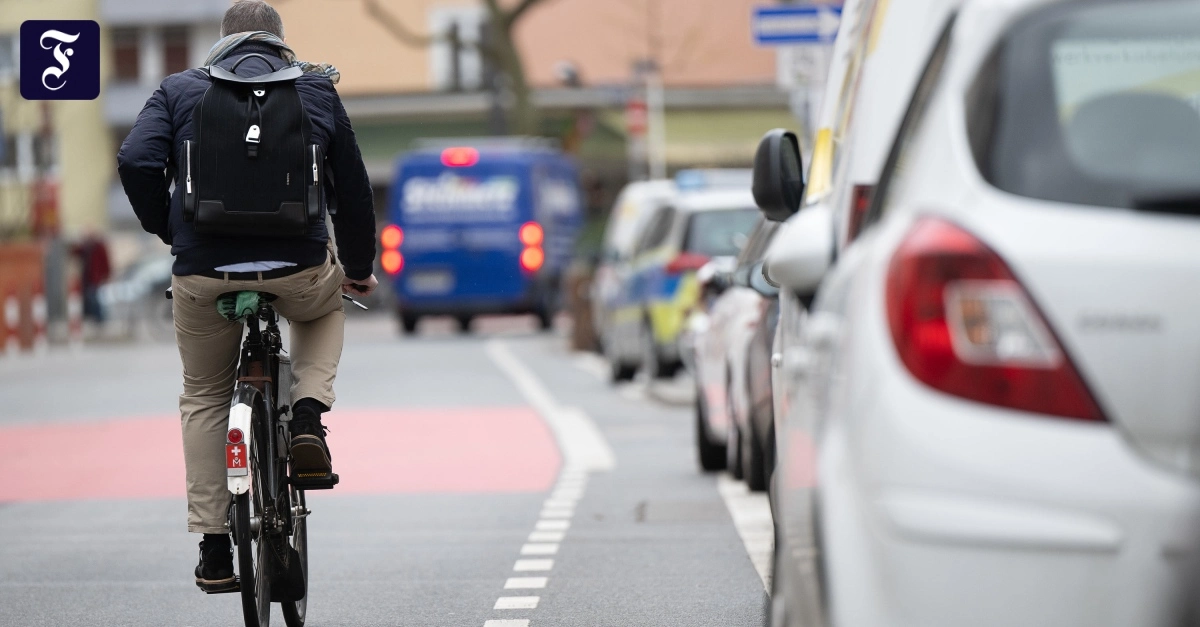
[117,0,376,593]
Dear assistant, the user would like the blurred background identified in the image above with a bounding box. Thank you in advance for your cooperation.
[0,0,830,349]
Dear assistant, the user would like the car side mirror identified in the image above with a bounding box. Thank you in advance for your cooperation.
[748,261,779,298]
[752,129,805,222]
[763,203,834,297]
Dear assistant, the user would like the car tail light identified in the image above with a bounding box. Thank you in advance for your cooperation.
[520,247,545,272]
[885,217,1104,422]
[846,184,874,243]
[441,146,479,167]
[381,250,404,275]
[519,222,544,247]
[381,225,404,250]
[665,252,710,275]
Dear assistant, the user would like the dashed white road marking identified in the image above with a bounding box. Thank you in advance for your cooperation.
[513,559,553,572]
[535,520,570,531]
[484,620,530,627]
[520,543,559,556]
[487,341,615,472]
[717,473,775,591]
[505,577,548,589]
[528,530,565,542]
[544,498,576,509]
[494,596,540,610]
[540,508,574,519]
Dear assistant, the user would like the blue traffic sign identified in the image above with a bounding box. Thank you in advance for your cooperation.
[753,4,843,45]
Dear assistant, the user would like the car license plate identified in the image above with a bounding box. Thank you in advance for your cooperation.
[407,271,454,295]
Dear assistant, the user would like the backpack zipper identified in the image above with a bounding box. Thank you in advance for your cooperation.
[185,140,193,194]
[312,145,319,184]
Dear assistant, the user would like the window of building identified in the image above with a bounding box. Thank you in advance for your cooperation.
[0,134,17,171]
[112,28,141,82]
[0,33,17,83]
[163,26,190,75]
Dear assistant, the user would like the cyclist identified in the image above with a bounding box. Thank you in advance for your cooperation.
[116,0,376,593]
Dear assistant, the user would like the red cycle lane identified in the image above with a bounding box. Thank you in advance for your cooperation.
[0,406,560,502]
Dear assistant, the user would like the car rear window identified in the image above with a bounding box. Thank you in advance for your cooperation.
[683,208,760,257]
[969,0,1200,211]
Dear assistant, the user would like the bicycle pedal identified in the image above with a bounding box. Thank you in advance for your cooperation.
[199,578,240,594]
[290,472,339,490]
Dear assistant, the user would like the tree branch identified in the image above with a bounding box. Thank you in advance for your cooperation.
[362,0,436,48]
[506,0,549,25]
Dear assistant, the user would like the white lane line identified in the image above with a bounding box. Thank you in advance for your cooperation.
[535,520,570,531]
[717,473,775,592]
[540,508,574,519]
[528,530,565,542]
[543,498,577,509]
[486,340,616,472]
[514,559,553,571]
[505,577,548,589]
[494,596,540,610]
[484,620,530,627]
[520,543,559,555]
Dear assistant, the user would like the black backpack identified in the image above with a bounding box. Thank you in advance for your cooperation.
[182,53,323,238]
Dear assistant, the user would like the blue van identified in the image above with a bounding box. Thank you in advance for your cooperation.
[384,142,582,333]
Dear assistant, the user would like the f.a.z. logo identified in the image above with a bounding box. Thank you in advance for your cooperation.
[20,20,100,101]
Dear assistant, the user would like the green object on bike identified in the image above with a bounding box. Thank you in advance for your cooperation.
[217,291,262,321]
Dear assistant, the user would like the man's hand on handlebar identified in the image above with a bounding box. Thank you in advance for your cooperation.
[342,274,379,297]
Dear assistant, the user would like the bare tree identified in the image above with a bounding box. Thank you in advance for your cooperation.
[363,0,553,135]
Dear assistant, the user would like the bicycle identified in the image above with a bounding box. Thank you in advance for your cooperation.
[167,287,365,627]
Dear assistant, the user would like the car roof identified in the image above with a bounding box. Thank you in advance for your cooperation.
[673,189,758,213]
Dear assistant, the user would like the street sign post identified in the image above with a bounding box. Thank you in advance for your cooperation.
[752,4,843,46]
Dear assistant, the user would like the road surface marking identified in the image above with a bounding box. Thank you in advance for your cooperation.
[535,520,570,531]
[514,559,553,572]
[505,577,548,589]
[528,530,565,542]
[717,473,774,592]
[540,508,574,519]
[544,498,576,509]
[487,341,615,472]
[520,543,559,555]
[572,353,609,381]
[495,596,540,610]
[484,621,529,627]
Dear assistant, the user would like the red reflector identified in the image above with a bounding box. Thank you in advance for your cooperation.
[227,428,244,444]
[519,221,544,247]
[381,250,404,275]
[520,247,545,272]
[846,184,874,243]
[381,225,403,250]
[441,146,479,167]
[885,218,1104,422]
[665,252,710,275]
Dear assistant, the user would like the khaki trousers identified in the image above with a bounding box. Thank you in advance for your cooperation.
[171,253,346,533]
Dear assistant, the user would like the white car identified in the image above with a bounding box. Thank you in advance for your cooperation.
[762,0,1200,626]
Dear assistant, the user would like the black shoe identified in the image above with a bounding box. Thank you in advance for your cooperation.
[195,534,238,593]
[291,403,333,478]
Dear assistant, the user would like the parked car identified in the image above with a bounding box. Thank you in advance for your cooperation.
[603,188,760,382]
[762,1,1200,626]
[592,180,676,353]
[98,253,175,341]
[691,217,780,491]
[384,140,582,333]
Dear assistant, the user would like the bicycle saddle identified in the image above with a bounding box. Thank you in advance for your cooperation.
[216,291,277,321]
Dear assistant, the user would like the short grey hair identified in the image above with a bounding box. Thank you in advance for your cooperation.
[221,0,285,38]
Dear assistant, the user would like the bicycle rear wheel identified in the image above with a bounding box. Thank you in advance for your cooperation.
[281,489,308,627]
[234,490,273,627]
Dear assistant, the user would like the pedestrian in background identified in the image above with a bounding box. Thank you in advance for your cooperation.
[71,232,111,325]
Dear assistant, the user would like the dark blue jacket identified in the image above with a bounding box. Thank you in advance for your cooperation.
[117,43,376,280]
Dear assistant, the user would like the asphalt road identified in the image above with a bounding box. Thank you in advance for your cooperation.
[0,314,768,627]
